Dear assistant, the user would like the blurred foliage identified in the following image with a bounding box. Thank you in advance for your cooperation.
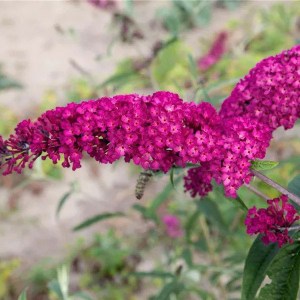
[85,231,131,276]
[41,159,63,180]
[67,78,98,103]
[73,212,124,231]
[201,2,300,106]
[38,90,59,113]
[21,232,140,300]
[0,67,22,91]
[27,259,57,295]
[0,105,18,138]
[48,266,93,300]
[30,157,63,181]
[17,289,28,300]
[151,39,193,96]
[99,58,150,93]
[157,0,242,36]
[56,181,78,218]
[157,1,211,36]
[0,259,20,299]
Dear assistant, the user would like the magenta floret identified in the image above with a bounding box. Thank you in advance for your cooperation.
[245,195,300,247]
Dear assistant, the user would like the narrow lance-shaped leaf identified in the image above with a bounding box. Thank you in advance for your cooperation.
[72,291,94,300]
[48,280,65,300]
[185,209,201,242]
[56,190,73,218]
[155,280,185,300]
[98,72,137,89]
[73,212,124,231]
[131,271,175,279]
[234,195,249,212]
[56,182,77,218]
[18,289,27,300]
[147,176,182,222]
[187,53,198,83]
[196,197,227,233]
[205,77,240,93]
[170,168,175,188]
[132,203,148,219]
[241,235,279,300]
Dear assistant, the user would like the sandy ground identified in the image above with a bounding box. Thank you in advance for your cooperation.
[0,0,290,271]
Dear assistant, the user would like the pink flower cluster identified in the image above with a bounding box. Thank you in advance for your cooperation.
[162,214,183,238]
[185,44,300,198]
[184,163,213,197]
[0,45,300,202]
[198,31,228,71]
[184,117,272,197]
[0,92,224,176]
[1,45,300,246]
[245,195,300,247]
[220,46,300,130]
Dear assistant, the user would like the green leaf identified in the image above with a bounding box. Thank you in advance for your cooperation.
[160,11,180,37]
[97,58,149,93]
[251,160,279,171]
[48,280,65,300]
[150,40,192,94]
[73,212,124,231]
[197,198,227,233]
[241,235,279,300]
[288,174,300,198]
[195,78,239,104]
[257,241,300,300]
[234,196,249,212]
[56,182,77,218]
[131,271,175,279]
[155,280,185,300]
[124,0,133,15]
[221,0,241,10]
[187,54,198,83]
[169,168,175,188]
[72,292,94,300]
[132,203,148,218]
[99,71,136,89]
[18,289,27,300]
[288,174,300,210]
[185,210,201,241]
[205,77,240,93]
[57,266,69,300]
[56,191,73,218]
[0,73,22,91]
[148,176,182,222]
[193,1,212,26]
[181,248,193,267]
[189,288,215,300]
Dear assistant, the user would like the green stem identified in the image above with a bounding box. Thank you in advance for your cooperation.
[251,169,300,206]
[244,183,269,201]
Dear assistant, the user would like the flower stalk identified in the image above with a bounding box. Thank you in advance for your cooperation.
[251,169,300,207]
[244,183,269,201]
